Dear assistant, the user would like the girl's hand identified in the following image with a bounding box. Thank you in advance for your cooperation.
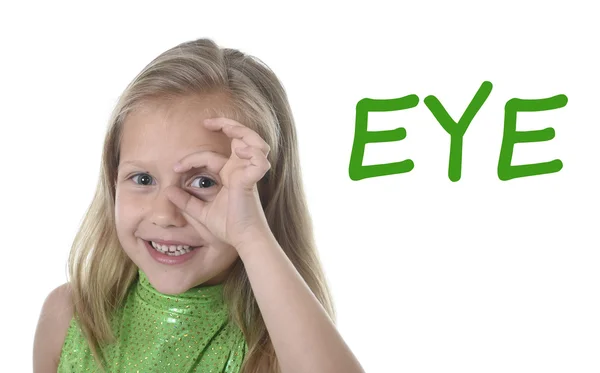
[165,117,272,251]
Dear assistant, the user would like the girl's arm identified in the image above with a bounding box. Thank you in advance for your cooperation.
[166,118,365,372]
[237,233,365,373]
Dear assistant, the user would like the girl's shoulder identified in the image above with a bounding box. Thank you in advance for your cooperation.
[33,283,74,373]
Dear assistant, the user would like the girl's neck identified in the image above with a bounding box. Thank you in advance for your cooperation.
[135,269,227,314]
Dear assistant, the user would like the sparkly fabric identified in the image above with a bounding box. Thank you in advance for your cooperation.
[58,269,247,372]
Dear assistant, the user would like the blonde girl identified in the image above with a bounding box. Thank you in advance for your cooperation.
[33,38,365,373]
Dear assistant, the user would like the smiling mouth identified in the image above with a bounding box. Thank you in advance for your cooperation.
[146,240,202,256]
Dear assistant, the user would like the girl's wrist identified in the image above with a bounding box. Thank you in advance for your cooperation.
[234,228,279,261]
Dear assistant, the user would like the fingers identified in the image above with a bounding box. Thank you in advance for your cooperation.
[181,211,215,242]
[164,186,208,224]
[234,146,271,185]
[204,118,271,156]
[170,119,272,200]
[173,150,229,174]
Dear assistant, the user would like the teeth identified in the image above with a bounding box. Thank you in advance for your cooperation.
[151,241,190,250]
[150,241,197,256]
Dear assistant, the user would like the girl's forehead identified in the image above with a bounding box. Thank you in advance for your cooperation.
[134,93,231,118]
[119,95,232,160]
[129,94,232,126]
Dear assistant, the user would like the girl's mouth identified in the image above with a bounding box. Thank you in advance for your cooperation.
[146,240,202,257]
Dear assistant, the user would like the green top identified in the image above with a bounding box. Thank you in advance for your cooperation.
[58,269,247,372]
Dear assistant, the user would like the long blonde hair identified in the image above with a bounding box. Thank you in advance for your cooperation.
[67,38,335,373]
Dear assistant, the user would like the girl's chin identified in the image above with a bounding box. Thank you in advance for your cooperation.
[130,239,236,292]
[144,271,204,295]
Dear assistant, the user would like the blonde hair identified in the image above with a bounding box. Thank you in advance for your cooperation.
[67,38,335,373]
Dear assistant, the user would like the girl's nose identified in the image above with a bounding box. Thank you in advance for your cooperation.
[150,190,187,228]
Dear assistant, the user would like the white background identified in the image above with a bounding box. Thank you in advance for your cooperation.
[1,1,598,372]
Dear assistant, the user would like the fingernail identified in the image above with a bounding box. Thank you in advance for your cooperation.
[173,162,181,171]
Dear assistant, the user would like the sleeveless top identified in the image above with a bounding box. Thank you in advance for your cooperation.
[57,269,248,372]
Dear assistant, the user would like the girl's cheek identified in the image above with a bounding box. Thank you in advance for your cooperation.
[115,190,145,222]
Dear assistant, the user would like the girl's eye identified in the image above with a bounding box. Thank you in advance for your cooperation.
[131,173,154,186]
[129,173,215,189]
[191,176,216,189]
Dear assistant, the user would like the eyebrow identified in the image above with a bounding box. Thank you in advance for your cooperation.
[118,160,156,171]
[119,160,156,168]
[118,161,212,173]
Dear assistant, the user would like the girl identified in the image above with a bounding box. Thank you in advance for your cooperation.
[33,38,365,373]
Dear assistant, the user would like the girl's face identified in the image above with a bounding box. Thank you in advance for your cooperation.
[114,94,239,294]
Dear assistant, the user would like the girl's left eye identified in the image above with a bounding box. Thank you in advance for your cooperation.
[190,176,217,189]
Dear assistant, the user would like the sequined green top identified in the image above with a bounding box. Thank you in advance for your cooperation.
[58,270,248,372]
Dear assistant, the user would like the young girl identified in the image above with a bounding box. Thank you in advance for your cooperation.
[33,38,365,373]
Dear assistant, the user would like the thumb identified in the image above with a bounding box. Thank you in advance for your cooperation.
[164,186,207,225]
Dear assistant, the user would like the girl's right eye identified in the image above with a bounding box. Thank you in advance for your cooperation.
[131,173,155,186]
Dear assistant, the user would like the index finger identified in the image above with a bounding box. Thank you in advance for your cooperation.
[173,150,228,174]
[204,117,270,156]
